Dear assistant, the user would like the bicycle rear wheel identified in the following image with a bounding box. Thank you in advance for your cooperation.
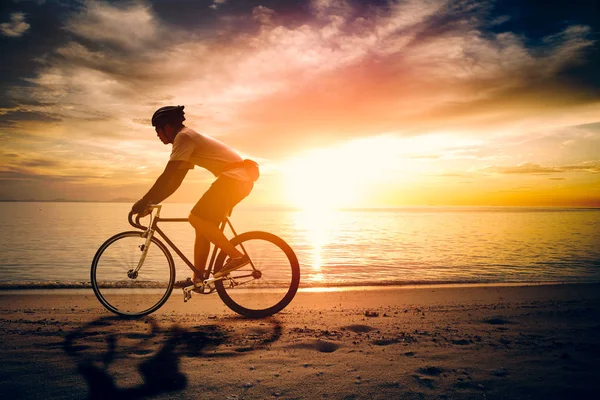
[214,231,300,318]
[91,231,175,317]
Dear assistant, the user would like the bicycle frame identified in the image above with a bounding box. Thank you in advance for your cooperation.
[128,205,256,293]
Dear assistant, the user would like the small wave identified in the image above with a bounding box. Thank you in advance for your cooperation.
[1,278,595,291]
[0,281,173,290]
[0,281,93,290]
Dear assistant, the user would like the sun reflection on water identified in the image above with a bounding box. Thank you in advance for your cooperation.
[293,208,340,283]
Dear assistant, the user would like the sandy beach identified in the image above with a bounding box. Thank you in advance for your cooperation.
[1,283,599,399]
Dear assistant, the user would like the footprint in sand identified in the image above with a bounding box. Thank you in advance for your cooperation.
[483,317,510,325]
[418,366,443,376]
[288,339,340,353]
[131,349,155,356]
[342,324,401,346]
[412,374,436,389]
[342,324,376,333]
[314,339,339,353]
[371,338,398,346]
[123,332,153,340]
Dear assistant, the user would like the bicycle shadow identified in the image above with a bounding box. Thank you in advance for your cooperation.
[63,316,282,399]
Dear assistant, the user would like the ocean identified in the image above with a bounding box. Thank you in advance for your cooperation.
[0,202,598,288]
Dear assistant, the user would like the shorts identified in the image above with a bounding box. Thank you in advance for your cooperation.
[190,176,253,224]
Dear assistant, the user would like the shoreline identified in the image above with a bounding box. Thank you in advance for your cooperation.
[1,280,598,294]
[2,200,599,211]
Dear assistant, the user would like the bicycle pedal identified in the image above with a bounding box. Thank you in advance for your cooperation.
[182,286,193,302]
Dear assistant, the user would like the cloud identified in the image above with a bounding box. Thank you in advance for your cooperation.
[310,0,353,20]
[1,12,31,37]
[64,2,158,50]
[478,161,600,175]
[252,5,276,25]
[13,0,597,142]
[0,0,598,202]
[575,122,600,131]
[210,0,227,10]
[560,161,600,173]
[224,0,597,147]
[0,110,61,127]
[479,163,562,174]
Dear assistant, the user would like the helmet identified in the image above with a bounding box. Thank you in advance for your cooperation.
[151,105,185,127]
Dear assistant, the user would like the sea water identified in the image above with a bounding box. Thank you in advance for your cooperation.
[0,202,598,288]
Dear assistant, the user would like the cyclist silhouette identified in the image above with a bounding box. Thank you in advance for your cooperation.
[132,106,259,287]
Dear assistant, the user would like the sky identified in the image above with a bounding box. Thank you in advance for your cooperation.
[0,0,599,208]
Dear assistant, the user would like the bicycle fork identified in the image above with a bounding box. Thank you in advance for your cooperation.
[129,228,155,279]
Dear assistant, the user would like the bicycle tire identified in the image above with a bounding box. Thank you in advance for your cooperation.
[214,231,300,318]
[91,231,175,317]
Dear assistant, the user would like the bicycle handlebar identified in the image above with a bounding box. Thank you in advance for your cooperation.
[128,211,147,230]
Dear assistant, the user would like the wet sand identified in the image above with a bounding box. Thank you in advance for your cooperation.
[1,283,599,399]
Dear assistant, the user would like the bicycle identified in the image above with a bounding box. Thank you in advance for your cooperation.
[90,205,300,318]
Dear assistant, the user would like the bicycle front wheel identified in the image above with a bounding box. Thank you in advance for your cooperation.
[214,231,300,318]
[91,231,175,317]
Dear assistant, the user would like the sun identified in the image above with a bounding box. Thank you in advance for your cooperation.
[283,154,357,210]
[281,135,406,211]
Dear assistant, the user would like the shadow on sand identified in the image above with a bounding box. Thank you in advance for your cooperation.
[63,316,282,399]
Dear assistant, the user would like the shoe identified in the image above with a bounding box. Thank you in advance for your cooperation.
[214,255,251,278]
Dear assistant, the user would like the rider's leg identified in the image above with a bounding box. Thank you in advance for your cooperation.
[188,175,253,279]
[190,214,244,263]
[192,230,211,281]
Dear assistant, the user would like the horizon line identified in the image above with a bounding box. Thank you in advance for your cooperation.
[0,199,599,209]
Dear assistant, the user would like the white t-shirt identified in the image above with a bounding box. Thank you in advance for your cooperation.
[169,127,253,181]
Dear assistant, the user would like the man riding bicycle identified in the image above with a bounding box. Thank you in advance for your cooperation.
[131,105,259,287]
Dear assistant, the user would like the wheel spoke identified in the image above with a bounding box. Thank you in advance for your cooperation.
[91,232,174,317]
[215,231,300,318]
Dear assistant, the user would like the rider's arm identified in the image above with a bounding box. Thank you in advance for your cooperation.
[142,160,190,205]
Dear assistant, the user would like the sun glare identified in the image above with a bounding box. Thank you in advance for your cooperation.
[281,133,484,210]
[281,135,407,210]
[283,157,357,210]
